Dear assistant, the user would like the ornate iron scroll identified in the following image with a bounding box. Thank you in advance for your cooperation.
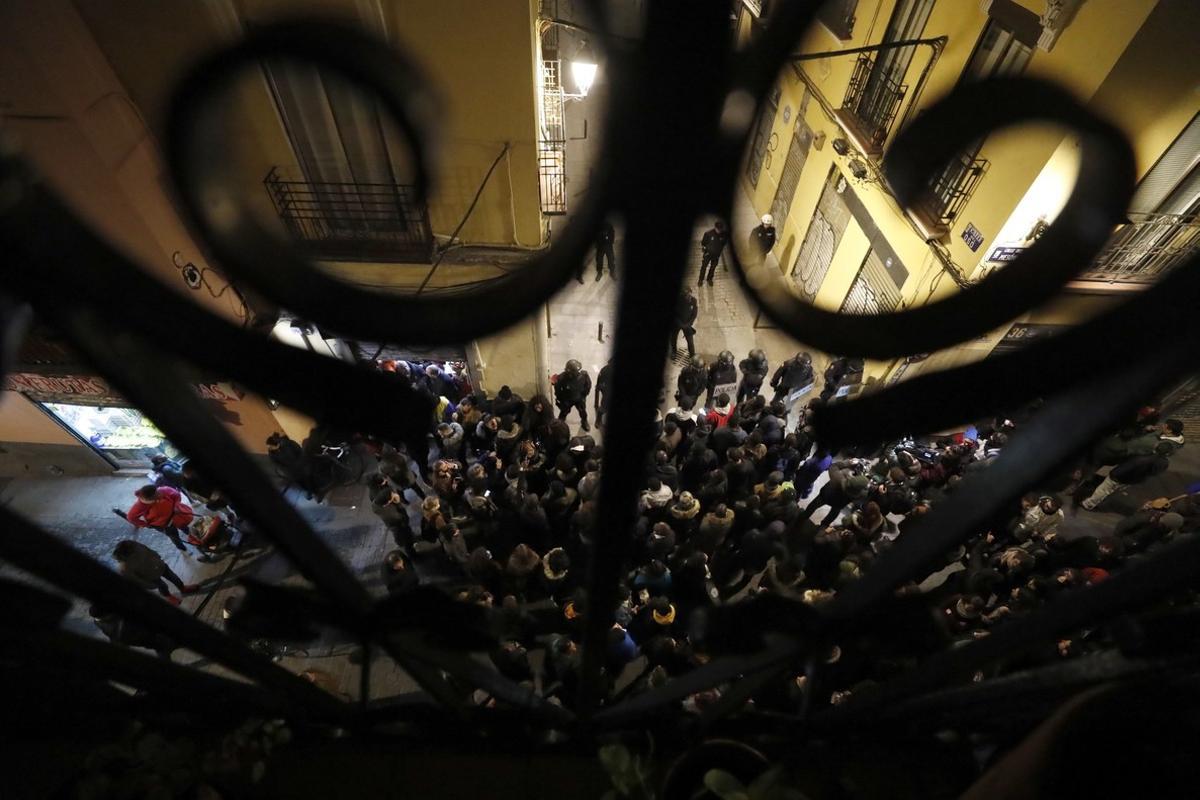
[2,0,1199,746]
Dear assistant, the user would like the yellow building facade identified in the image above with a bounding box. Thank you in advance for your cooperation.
[736,0,1200,381]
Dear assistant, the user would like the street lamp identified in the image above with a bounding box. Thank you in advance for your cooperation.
[570,40,598,97]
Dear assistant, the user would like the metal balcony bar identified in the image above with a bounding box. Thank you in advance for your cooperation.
[539,59,568,215]
[1080,211,1200,284]
[263,167,434,263]
[841,52,908,152]
[919,152,988,227]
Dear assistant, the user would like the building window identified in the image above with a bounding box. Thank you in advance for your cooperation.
[769,90,814,224]
[261,61,434,262]
[962,18,1035,84]
[817,0,858,40]
[840,248,904,315]
[746,86,781,187]
[791,169,852,300]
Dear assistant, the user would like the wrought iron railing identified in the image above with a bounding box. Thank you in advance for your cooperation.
[3,8,1200,790]
[1078,211,1200,284]
[917,151,988,228]
[263,167,434,262]
[841,52,908,151]
[538,59,568,215]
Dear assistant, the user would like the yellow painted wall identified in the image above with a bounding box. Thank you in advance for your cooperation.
[0,392,81,446]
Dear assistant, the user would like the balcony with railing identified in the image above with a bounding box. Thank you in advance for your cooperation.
[908,151,988,239]
[538,59,568,215]
[1077,212,1200,286]
[835,52,908,155]
[264,167,434,263]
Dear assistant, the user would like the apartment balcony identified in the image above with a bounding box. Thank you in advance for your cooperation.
[834,52,908,156]
[1071,212,1200,290]
[908,153,988,240]
[264,168,435,263]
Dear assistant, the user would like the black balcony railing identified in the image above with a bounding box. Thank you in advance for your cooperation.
[918,151,988,228]
[1078,211,1200,284]
[264,168,434,263]
[841,52,908,152]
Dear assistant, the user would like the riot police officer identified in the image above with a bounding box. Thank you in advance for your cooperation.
[737,349,769,403]
[771,352,814,404]
[706,350,738,407]
[676,356,707,405]
[554,359,593,432]
[671,288,699,358]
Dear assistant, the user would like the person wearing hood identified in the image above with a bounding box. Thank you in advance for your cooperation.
[537,547,574,602]
[542,479,579,540]
[771,352,814,404]
[694,503,735,556]
[490,385,525,420]
[435,421,465,462]
[640,477,675,515]
[843,501,891,545]
[631,596,682,644]
[757,402,787,446]
[551,451,581,488]
[737,349,770,403]
[706,393,734,429]
[504,543,542,598]
[522,394,555,444]
[494,415,523,463]
[706,351,739,408]
[668,491,702,539]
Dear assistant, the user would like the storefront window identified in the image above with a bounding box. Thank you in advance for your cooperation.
[41,403,178,467]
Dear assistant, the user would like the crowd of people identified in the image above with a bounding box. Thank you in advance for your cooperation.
[317,349,1195,712]
[94,286,1199,712]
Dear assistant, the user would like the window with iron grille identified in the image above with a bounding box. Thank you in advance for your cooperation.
[538,60,568,215]
[769,90,814,225]
[840,248,903,315]
[919,9,1037,229]
[746,86,781,187]
[792,168,852,300]
[261,61,433,262]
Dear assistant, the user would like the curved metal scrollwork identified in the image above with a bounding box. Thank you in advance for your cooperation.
[2,0,1199,750]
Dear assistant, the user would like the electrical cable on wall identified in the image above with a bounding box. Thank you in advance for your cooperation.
[172,251,250,325]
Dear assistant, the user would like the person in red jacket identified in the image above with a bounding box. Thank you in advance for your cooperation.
[126,484,194,552]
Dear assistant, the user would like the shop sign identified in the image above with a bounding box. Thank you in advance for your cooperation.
[5,373,243,405]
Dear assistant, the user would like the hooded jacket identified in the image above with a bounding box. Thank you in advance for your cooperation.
[127,486,194,529]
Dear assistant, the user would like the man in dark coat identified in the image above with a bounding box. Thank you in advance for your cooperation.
[671,288,699,358]
[595,358,613,429]
[737,349,769,403]
[698,219,729,286]
[771,352,814,404]
[706,350,738,408]
[594,220,616,281]
[554,359,593,432]
[1082,441,1174,510]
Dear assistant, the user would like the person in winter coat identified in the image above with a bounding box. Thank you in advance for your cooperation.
[698,219,729,286]
[747,214,776,267]
[676,357,708,405]
[113,539,195,604]
[1082,441,1175,510]
[671,288,699,358]
[737,349,770,403]
[794,450,833,499]
[771,352,814,404]
[804,460,870,528]
[595,358,613,429]
[640,477,674,513]
[382,550,419,596]
[435,421,465,462]
[554,360,593,432]
[706,351,739,407]
[706,394,734,429]
[694,503,735,556]
[668,491,702,539]
[126,485,194,552]
[723,447,756,502]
